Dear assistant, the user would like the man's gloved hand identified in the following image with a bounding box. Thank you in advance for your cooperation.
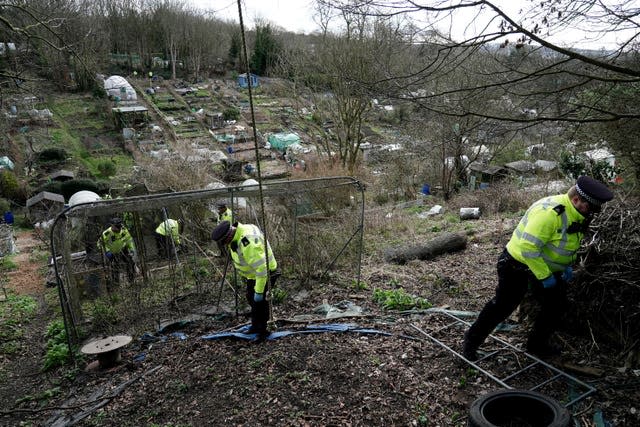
[541,275,557,288]
[105,251,114,260]
[254,292,264,302]
[561,266,573,282]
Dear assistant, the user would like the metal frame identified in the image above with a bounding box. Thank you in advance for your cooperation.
[411,310,597,408]
[49,176,366,348]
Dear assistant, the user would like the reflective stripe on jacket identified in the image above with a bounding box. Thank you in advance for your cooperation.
[230,223,277,293]
[506,193,585,280]
[155,219,180,244]
[97,227,135,254]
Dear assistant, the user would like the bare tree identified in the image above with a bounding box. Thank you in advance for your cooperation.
[282,7,416,173]
[316,0,640,179]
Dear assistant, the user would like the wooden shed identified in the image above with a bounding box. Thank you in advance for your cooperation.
[49,170,75,182]
[26,191,65,223]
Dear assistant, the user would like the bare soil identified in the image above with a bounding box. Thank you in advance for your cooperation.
[6,230,47,295]
[1,221,639,426]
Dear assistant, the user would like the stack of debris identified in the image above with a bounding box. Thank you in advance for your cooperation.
[568,197,640,366]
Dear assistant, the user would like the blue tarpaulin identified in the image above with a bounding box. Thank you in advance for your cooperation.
[201,323,393,342]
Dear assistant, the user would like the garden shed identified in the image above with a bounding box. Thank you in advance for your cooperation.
[504,160,536,176]
[26,191,65,223]
[237,73,259,89]
[112,105,148,128]
[468,163,508,184]
[49,170,75,182]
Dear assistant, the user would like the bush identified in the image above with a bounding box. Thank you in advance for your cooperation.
[92,86,107,99]
[559,152,621,183]
[96,160,117,178]
[37,148,68,163]
[223,107,240,121]
[0,197,11,213]
[60,179,100,200]
[0,170,20,200]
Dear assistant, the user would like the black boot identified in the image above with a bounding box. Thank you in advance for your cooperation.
[462,330,481,361]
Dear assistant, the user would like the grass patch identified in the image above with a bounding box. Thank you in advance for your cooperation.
[0,293,38,348]
[1,256,18,271]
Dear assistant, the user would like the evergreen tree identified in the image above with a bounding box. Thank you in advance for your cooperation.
[228,31,241,67]
[250,24,281,76]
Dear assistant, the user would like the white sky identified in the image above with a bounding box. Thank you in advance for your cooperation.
[189,0,633,49]
[191,0,318,34]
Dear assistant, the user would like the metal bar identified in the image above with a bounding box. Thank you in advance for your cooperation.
[410,324,513,389]
[530,373,563,392]
[430,319,466,335]
[501,361,541,382]
[420,311,598,408]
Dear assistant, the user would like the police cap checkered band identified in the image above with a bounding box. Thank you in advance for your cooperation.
[576,176,614,206]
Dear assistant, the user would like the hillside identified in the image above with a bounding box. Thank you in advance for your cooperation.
[1,76,639,427]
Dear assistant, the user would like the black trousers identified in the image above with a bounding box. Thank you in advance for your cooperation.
[465,249,568,350]
[155,231,176,259]
[245,270,280,335]
[108,250,135,288]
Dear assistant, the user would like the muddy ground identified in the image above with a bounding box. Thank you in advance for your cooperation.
[1,221,639,427]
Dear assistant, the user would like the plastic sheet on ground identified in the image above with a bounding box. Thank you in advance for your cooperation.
[290,300,364,322]
[201,323,392,342]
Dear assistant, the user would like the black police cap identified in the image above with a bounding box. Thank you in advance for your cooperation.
[211,220,231,242]
[576,176,614,206]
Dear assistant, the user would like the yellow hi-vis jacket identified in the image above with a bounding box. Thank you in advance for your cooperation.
[155,219,181,244]
[506,193,585,280]
[97,227,135,254]
[229,223,277,294]
[219,208,233,223]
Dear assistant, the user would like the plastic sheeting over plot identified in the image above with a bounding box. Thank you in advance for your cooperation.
[0,156,14,170]
[268,133,300,152]
[104,75,137,101]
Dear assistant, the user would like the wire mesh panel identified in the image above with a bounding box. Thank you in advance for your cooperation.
[49,177,365,344]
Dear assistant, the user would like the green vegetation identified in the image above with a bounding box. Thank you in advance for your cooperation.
[223,107,240,121]
[90,298,120,327]
[350,279,369,291]
[372,287,431,310]
[0,170,20,200]
[271,287,288,304]
[458,368,478,388]
[0,293,38,355]
[559,151,621,183]
[15,386,62,405]
[43,319,70,371]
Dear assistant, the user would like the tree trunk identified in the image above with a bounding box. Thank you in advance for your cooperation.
[383,232,467,264]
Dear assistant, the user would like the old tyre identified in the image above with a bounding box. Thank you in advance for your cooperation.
[468,389,571,427]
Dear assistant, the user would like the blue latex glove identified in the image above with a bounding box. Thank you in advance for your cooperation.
[105,251,114,260]
[254,292,264,302]
[541,275,557,288]
[561,266,573,282]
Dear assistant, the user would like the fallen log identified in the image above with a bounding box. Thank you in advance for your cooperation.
[384,232,467,264]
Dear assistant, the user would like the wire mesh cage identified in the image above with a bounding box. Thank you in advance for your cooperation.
[49,177,365,344]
